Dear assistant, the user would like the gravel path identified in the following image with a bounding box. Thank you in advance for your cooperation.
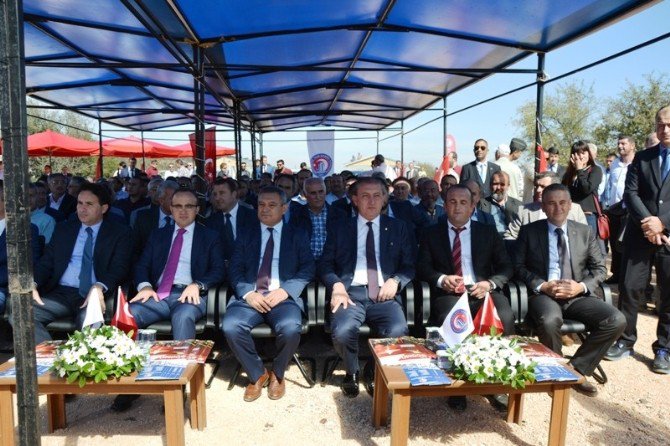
[3,284,667,446]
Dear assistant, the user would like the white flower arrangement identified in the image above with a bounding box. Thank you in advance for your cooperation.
[447,334,536,389]
[51,325,145,387]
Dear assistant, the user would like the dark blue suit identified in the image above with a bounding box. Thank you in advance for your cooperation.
[318,215,415,374]
[222,222,315,382]
[203,204,258,261]
[130,223,225,340]
[0,224,41,314]
[28,219,132,343]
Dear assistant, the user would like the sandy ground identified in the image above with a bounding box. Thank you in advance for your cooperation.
[2,281,668,446]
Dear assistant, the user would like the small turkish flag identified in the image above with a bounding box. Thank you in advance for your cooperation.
[433,155,450,186]
[472,293,504,336]
[111,287,138,340]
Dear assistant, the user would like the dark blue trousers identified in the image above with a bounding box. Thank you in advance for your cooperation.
[25,286,85,344]
[222,299,302,382]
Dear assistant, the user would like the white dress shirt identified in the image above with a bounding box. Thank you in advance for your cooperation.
[437,219,475,287]
[605,157,631,207]
[547,221,569,281]
[352,215,384,286]
[138,222,195,290]
[59,221,103,289]
[225,202,240,239]
[258,220,282,292]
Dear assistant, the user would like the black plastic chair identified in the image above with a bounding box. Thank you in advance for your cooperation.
[220,282,317,390]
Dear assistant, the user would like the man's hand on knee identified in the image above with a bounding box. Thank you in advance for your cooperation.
[32,288,44,306]
[130,287,159,304]
[331,283,354,313]
[178,284,201,305]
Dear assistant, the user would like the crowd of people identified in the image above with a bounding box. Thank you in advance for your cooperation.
[0,106,668,415]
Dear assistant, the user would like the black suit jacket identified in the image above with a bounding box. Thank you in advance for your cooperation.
[318,215,415,296]
[332,197,355,218]
[49,193,77,218]
[134,223,225,292]
[229,222,314,310]
[460,161,501,197]
[480,196,522,228]
[514,219,606,295]
[204,205,259,260]
[289,203,347,236]
[35,219,132,297]
[416,219,512,294]
[624,144,670,252]
[131,206,161,261]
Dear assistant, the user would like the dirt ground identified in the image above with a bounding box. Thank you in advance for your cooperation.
[2,280,668,446]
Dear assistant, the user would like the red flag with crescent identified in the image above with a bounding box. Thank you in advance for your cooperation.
[111,287,138,340]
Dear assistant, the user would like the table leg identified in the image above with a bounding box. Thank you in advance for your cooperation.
[189,364,206,430]
[390,391,411,446]
[0,388,14,446]
[506,393,524,424]
[164,388,185,446]
[372,364,388,427]
[47,394,67,432]
[548,386,570,446]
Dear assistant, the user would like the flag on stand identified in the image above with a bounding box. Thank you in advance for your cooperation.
[472,293,504,336]
[81,286,104,329]
[189,126,218,184]
[433,154,450,185]
[111,287,138,339]
[536,143,547,173]
[439,292,474,347]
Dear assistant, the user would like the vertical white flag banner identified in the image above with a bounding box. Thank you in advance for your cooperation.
[439,292,474,347]
[82,286,104,329]
[307,130,335,178]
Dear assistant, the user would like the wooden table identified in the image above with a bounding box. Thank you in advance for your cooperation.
[369,340,584,446]
[0,361,206,446]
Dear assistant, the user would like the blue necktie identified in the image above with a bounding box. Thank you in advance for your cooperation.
[661,149,670,182]
[78,227,94,297]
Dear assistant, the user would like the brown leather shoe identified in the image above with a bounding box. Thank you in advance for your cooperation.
[267,371,286,400]
[243,369,270,402]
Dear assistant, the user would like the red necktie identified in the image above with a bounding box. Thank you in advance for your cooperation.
[451,226,465,277]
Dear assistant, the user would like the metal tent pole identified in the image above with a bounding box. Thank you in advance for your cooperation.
[442,97,447,156]
[98,119,103,178]
[376,130,379,155]
[534,53,546,174]
[140,130,146,170]
[250,123,257,179]
[400,120,404,167]
[0,0,41,444]
[193,45,206,207]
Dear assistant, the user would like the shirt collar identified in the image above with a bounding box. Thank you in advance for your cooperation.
[261,219,283,234]
[82,220,103,235]
[357,214,380,227]
[175,221,196,234]
[447,218,471,231]
[0,219,5,236]
[547,220,568,234]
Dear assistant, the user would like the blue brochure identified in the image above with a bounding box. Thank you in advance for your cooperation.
[533,364,580,382]
[136,362,186,381]
[403,365,452,386]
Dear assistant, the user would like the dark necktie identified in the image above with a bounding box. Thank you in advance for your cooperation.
[661,149,670,182]
[451,226,465,277]
[366,222,379,301]
[256,227,274,295]
[224,213,234,243]
[78,227,94,297]
[162,215,172,228]
[157,228,186,300]
[555,227,573,280]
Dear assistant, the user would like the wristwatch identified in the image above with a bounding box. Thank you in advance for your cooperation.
[193,281,207,293]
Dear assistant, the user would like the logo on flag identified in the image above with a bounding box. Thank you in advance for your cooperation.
[311,153,333,176]
[439,292,474,347]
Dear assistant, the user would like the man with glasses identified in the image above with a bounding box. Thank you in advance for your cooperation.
[459,139,501,197]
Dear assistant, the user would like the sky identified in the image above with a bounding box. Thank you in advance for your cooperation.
[100,1,670,173]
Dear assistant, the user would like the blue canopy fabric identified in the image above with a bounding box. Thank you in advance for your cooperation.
[23,0,658,132]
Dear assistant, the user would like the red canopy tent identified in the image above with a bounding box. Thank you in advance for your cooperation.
[0,129,98,156]
[101,135,174,158]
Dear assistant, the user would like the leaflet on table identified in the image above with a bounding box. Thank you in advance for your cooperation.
[136,361,187,380]
[514,336,568,364]
[0,364,52,378]
[149,339,213,363]
[7,340,64,365]
[370,337,436,366]
[403,365,452,386]
[533,364,580,382]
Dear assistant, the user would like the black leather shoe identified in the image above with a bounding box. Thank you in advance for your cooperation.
[447,396,467,411]
[604,341,633,361]
[486,394,508,412]
[341,373,360,398]
[111,394,140,412]
[574,380,598,397]
[363,361,375,397]
[604,275,619,285]
[652,349,670,374]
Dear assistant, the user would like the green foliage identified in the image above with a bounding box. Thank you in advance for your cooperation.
[416,161,436,178]
[593,73,670,148]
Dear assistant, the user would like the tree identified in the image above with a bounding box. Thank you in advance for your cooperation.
[27,99,98,178]
[513,80,599,164]
[593,73,670,148]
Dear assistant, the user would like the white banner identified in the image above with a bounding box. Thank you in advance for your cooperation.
[439,292,474,347]
[307,130,335,178]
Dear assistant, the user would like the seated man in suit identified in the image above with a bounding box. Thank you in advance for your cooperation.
[289,177,346,260]
[504,171,587,242]
[479,171,522,236]
[23,183,132,344]
[131,179,179,261]
[47,173,77,218]
[129,188,225,339]
[204,177,257,263]
[514,184,626,396]
[222,186,314,402]
[414,179,444,225]
[417,184,515,411]
[318,177,415,398]
[463,180,496,226]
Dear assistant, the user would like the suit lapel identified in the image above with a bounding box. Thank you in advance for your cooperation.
[650,146,662,189]
[538,220,550,275]
[438,220,455,272]
[379,216,391,275]
[567,221,580,278]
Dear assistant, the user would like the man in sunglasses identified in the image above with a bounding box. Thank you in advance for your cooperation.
[459,139,501,197]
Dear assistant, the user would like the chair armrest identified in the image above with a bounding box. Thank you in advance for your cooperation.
[205,284,220,330]
[403,282,415,327]
[600,283,613,306]
[508,280,529,326]
[418,281,431,326]
[305,281,317,326]
[316,281,327,326]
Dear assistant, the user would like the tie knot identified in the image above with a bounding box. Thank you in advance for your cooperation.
[225,213,232,221]
[85,227,93,236]
[451,226,465,234]
[366,221,373,228]
[555,227,565,237]
[177,228,186,236]
[267,227,274,234]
